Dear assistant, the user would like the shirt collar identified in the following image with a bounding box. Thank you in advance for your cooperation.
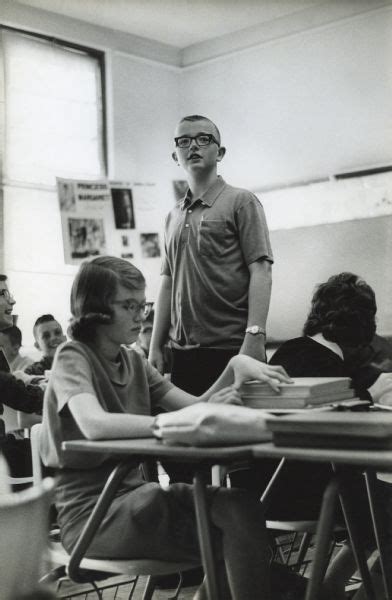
[309,333,344,360]
[181,176,226,210]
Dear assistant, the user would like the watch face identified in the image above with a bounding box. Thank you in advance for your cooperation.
[246,326,265,335]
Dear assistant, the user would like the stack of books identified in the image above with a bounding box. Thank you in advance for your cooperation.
[240,377,356,410]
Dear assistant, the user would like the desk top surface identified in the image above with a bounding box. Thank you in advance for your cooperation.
[63,438,392,471]
[252,442,392,470]
[63,437,255,463]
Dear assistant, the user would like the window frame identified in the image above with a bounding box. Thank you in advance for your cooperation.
[0,24,108,177]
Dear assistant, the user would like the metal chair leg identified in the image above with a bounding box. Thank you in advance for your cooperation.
[334,466,376,600]
[364,470,392,600]
[305,476,340,600]
[141,575,157,600]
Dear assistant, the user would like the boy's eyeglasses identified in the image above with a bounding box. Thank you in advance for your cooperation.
[0,289,14,303]
[174,134,219,148]
[113,300,153,318]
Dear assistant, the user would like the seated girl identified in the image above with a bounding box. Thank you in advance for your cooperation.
[39,255,291,600]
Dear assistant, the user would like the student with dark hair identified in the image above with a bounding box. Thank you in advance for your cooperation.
[233,272,391,600]
[25,314,66,376]
[40,255,292,600]
[0,275,43,477]
[270,272,378,390]
[0,325,33,372]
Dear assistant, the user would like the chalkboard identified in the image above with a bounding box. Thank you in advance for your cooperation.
[268,215,392,342]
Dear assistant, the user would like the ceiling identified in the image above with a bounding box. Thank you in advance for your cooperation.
[14,0,325,48]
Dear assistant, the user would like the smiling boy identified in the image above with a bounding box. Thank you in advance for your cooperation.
[150,115,273,397]
[25,314,66,375]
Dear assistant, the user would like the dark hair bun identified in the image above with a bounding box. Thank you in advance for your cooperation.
[69,312,111,342]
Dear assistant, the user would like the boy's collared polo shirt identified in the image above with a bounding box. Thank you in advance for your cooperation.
[162,176,273,350]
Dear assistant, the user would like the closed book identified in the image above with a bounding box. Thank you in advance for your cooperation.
[242,389,355,409]
[241,377,352,399]
[265,411,392,449]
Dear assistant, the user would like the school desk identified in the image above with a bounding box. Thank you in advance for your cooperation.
[252,441,392,600]
[63,437,255,600]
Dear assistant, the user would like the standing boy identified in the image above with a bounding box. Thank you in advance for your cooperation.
[150,115,273,395]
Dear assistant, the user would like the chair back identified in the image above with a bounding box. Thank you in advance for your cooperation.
[0,478,54,599]
[30,422,44,485]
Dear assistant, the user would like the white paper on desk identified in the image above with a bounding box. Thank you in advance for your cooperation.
[153,403,272,446]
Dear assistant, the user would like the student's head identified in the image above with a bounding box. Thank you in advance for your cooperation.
[70,256,147,345]
[172,115,226,174]
[138,309,154,353]
[0,325,22,361]
[0,275,15,330]
[303,272,377,348]
[33,314,66,359]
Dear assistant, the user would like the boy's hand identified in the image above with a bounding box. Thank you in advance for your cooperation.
[230,354,292,392]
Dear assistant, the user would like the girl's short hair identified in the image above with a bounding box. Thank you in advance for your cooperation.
[69,256,145,342]
[303,272,377,347]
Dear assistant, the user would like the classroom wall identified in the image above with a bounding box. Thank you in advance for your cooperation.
[0,4,181,344]
[177,5,392,338]
[179,6,392,191]
[1,2,392,344]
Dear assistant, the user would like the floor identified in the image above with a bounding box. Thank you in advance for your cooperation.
[48,574,198,599]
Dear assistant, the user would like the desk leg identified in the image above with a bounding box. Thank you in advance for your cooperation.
[193,470,220,600]
[305,477,339,600]
[333,466,376,600]
[68,462,131,582]
[364,470,392,600]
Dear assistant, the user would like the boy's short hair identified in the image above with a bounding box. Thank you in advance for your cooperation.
[303,272,377,347]
[33,314,58,338]
[70,256,145,342]
[179,115,221,145]
[1,325,22,347]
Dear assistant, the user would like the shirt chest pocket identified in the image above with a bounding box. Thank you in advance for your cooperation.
[197,220,229,257]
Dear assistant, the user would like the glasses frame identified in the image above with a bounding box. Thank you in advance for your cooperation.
[174,133,220,148]
[112,300,153,319]
[0,289,14,303]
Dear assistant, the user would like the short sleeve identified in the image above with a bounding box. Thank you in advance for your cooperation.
[52,344,96,414]
[236,195,273,265]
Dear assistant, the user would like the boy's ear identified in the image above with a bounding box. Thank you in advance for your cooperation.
[217,146,226,162]
[34,341,39,350]
[172,152,179,164]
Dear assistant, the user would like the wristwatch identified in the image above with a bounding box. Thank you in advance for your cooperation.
[245,326,266,335]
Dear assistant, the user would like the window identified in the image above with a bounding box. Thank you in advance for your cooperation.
[2,28,106,185]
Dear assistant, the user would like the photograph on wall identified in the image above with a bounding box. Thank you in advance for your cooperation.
[121,234,129,247]
[140,233,161,258]
[57,178,77,212]
[66,217,106,260]
[172,180,188,203]
[111,188,135,229]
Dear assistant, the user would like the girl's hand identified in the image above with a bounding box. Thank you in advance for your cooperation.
[229,354,292,392]
[209,385,243,405]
